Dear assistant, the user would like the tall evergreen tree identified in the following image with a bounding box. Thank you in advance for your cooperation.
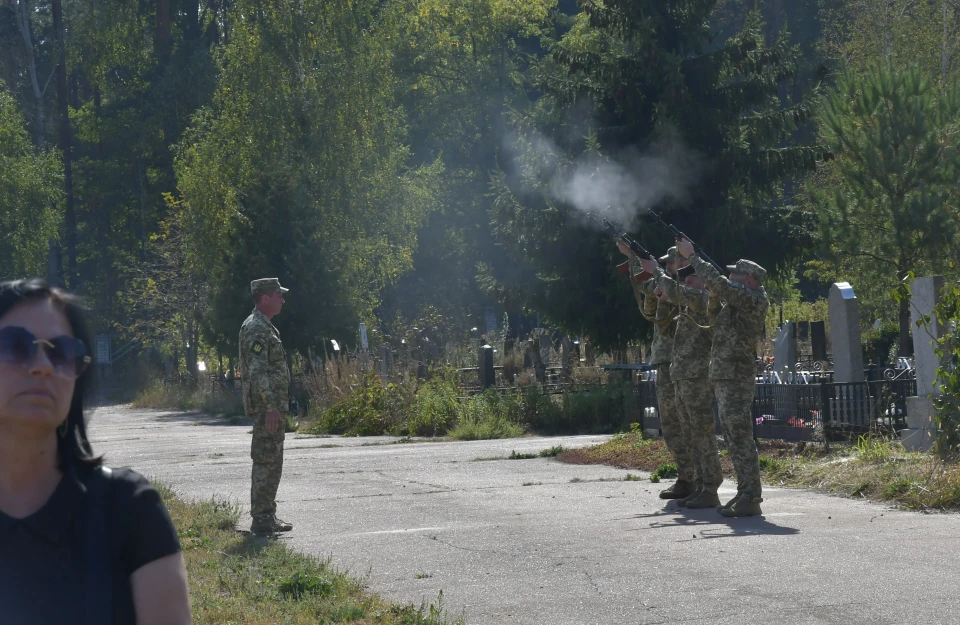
[488,2,823,351]
[811,62,960,356]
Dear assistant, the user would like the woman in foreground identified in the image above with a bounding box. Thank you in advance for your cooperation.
[0,279,191,625]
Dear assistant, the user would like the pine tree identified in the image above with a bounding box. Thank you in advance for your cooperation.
[487,2,824,351]
[811,62,960,357]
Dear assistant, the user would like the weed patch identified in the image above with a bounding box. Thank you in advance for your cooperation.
[508,450,537,460]
[157,483,463,624]
[538,445,565,458]
[649,463,678,483]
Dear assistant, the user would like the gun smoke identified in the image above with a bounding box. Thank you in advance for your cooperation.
[506,126,704,227]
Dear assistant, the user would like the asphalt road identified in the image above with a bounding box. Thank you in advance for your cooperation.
[89,406,960,625]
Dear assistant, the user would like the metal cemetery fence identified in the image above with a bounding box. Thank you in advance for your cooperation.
[634,379,917,442]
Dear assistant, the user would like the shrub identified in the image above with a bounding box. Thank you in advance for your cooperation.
[405,375,459,436]
[312,372,413,436]
[447,389,525,440]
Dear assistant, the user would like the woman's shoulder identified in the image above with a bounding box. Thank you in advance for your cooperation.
[80,464,182,572]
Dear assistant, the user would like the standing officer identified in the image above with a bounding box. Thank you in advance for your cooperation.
[619,243,695,500]
[677,238,768,517]
[239,278,293,535]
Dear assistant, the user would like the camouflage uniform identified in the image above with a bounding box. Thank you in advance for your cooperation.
[628,256,695,490]
[655,270,724,495]
[240,279,291,531]
[688,255,768,504]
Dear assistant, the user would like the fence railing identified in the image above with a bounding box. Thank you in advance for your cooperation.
[633,379,917,442]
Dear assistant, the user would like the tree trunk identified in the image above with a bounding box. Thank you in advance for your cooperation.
[156,0,173,64]
[943,0,950,90]
[52,0,78,289]
[15,0,46,149]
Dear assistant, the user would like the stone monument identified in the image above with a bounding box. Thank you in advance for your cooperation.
[901,276,946,452]
[828,282,865,383]
[773,321,797,375]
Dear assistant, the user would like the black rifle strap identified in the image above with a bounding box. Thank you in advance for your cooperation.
[84,465,113,625]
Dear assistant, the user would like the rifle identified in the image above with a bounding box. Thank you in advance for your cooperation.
[646,209,724,273]
[589,213,658,283]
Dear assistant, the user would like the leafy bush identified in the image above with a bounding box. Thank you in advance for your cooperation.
[405,375,459,436]
[313,372,413,436]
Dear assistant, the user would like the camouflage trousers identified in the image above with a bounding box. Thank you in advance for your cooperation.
[675,378,723,490]
[714,380,762,500]
[656,365,695,484]
[250,414,286,523]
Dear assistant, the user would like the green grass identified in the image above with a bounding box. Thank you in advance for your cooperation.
[156,484,464,624]
[447,413,524,441]
[538,445,565,457]
[507,450,537,460]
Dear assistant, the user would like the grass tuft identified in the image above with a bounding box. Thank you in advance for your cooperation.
[508,450,537,460]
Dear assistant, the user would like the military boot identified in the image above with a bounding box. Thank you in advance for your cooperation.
[716,492,742,513]
[658,480,696,500]
[251,516,294,535]
[718,496,763,518]
[684,488,721,509]
[676,486,702,507]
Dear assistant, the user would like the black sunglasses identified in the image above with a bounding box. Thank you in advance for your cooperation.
[0,326,91,378]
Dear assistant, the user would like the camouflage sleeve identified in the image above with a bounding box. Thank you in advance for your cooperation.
[654,269,679,304]
[677,285,709,313]
[244,326,283,412]
[689,252,726,293]
[691,248,769,324]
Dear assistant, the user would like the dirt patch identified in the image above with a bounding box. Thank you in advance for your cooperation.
[557,433,796,476]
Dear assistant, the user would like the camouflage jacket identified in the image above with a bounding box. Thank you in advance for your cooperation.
[689,253,769,381]
[629,260,676,365]
[655,272,720,381]
[239,309,290,415]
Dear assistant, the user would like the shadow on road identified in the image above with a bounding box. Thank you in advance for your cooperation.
[148,410,251,427]
[620,505,800,539]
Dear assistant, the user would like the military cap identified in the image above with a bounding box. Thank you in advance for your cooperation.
[250,278,289,295]
[658,246,678,263]
[726,259,766,282]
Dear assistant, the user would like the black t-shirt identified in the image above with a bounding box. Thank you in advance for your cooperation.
[0,464,182,625]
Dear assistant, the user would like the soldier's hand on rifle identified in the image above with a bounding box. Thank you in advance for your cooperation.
[639,256,659,274]
[677,237,694,259]
[616,241,633,257]
[265,409,281,434]
[655,288,669,302]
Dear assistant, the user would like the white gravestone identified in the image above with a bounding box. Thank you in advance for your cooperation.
[828,282,865,383]
[902,276,945,451]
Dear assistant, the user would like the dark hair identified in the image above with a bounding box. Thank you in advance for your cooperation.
[0,278,101,471]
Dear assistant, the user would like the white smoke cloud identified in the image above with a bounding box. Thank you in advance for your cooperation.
[505,125,704,227]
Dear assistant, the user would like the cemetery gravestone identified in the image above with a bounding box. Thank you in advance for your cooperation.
[810,321,828,362]
[828,282,865,383]
[773,321,797,375]
[902,276,945,451]
[479,345,495,389]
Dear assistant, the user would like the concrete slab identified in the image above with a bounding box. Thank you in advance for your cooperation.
[90,406,960,625]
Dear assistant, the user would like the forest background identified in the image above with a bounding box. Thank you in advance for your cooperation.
[2,0,960,382]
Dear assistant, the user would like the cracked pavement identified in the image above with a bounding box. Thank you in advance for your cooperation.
[90,406,960,625]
